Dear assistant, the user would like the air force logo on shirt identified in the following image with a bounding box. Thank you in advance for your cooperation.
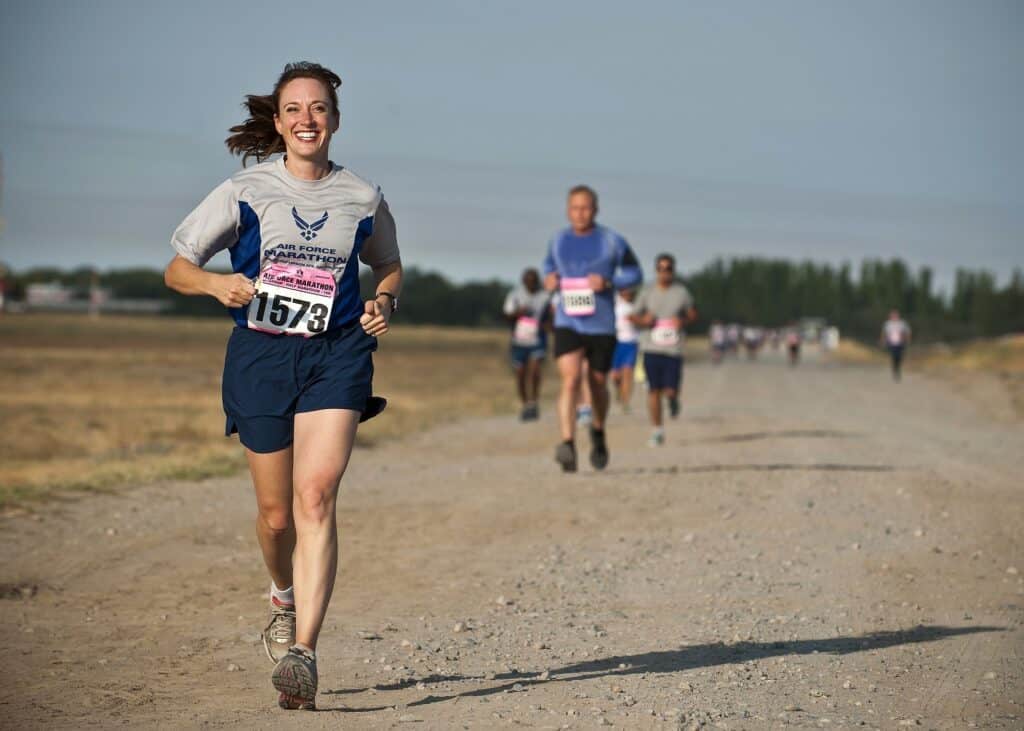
[292,207,329,241]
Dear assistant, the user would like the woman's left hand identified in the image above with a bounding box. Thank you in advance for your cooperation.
[360,297,392,337]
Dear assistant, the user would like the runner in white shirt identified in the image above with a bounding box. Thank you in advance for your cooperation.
[503,268,552,421]
[709,320,727,365]
[879,310,912,381]
[611,288,640,412]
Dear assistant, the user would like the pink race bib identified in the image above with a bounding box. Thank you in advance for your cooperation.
[247,262,335,336]
[513,316,541,347]
[561,277,596,317]
[650,318,681,347]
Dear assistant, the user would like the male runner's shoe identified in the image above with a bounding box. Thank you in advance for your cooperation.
[520,402,539,422]
[555,441,577,473]
[261,596,296,663]
[576,404,592,426]
[272,646,318,710]
[589,427,609,470]
[668,396,680,419]
[648,429,665,447]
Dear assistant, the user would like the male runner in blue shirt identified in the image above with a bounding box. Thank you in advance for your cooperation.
[542,185,642,472]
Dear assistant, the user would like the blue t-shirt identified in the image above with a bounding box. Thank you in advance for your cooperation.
[542,225,642,335]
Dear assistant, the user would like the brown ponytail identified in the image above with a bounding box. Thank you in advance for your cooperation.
[225,61,342,165]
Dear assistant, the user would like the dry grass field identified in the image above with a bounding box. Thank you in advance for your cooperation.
[0,314,521,508]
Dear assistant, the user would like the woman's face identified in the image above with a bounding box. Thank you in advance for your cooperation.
[274,77,339,163]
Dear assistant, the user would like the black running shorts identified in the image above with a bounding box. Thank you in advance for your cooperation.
[553,327,617,373]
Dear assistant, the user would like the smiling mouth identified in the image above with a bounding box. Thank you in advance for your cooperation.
[295,130,319,142]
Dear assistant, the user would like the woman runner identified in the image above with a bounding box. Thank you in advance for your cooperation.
[164,62,402,710]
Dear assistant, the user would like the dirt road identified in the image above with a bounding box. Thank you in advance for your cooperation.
[4,347,1022,729]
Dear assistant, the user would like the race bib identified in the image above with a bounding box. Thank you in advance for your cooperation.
[513,316,541,347]
[651,318,681,347]
[561,277,596,317]
[247,262,334,336]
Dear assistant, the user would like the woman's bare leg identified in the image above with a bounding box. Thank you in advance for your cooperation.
[290,408,360,650]
[246,447,295,590]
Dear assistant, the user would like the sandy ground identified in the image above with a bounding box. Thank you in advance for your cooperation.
[3,346,1023,730]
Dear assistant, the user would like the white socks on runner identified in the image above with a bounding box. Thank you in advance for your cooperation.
[271,582,294,606]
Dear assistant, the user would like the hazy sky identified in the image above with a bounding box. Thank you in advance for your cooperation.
[1,0,1021,290]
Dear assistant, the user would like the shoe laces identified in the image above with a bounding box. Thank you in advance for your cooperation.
[265,603,296,644]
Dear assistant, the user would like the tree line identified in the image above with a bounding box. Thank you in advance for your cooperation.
[3,258,1021,342]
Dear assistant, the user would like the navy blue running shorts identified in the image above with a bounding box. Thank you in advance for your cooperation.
[222,322,377,453]
[643,352,683,391]
[510,341,547,368]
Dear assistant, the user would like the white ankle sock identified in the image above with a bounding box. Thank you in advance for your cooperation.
[271,582,294,605]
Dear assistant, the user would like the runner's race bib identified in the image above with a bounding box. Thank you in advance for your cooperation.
[651,318,681,347]
[513,316,541,347]
[248,262,334,336]
[561,277,596,317]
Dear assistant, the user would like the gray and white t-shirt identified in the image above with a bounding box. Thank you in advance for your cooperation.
[634,282,695,357]
[171,157,400,331]
[882,319,911,346]
[503,287,552,321]
[503,287,552,347]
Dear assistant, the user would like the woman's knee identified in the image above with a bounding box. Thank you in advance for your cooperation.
[294,473,341,523]
[257,504,293,535]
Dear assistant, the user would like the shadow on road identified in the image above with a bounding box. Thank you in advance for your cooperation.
[322,624,1002,713]
[689,429,860,445]
[600,462,898,477]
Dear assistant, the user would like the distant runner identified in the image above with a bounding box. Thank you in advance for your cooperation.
[503,268,552,421]
[543,185,642,472]
[785,322,801,366]
[632,254,697,446]
[611,288,640,413]
[165,62,402,711]
[709,319,727,365]
[743,325,764,360]
[880,310,911,381]
[726,323,741,356]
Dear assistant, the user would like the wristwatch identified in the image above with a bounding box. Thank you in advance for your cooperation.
[375,291,399,312]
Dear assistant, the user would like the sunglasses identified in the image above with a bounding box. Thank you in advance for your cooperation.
[657,265,674,272]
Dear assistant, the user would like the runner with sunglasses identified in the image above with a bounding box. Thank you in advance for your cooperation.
[631,254,697,446]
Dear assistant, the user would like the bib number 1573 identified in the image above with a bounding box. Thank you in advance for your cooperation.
[250,292,329,333]
[247,262,336,336]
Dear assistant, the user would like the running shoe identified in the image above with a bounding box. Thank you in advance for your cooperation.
[261,596,296,664]
[520,403,539,422]
[555,441,577,473]
[576,404,593,426]
[668,396,680,419]
[648,429,665,447]
[589,427,609,470]
[272,646,318,710]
